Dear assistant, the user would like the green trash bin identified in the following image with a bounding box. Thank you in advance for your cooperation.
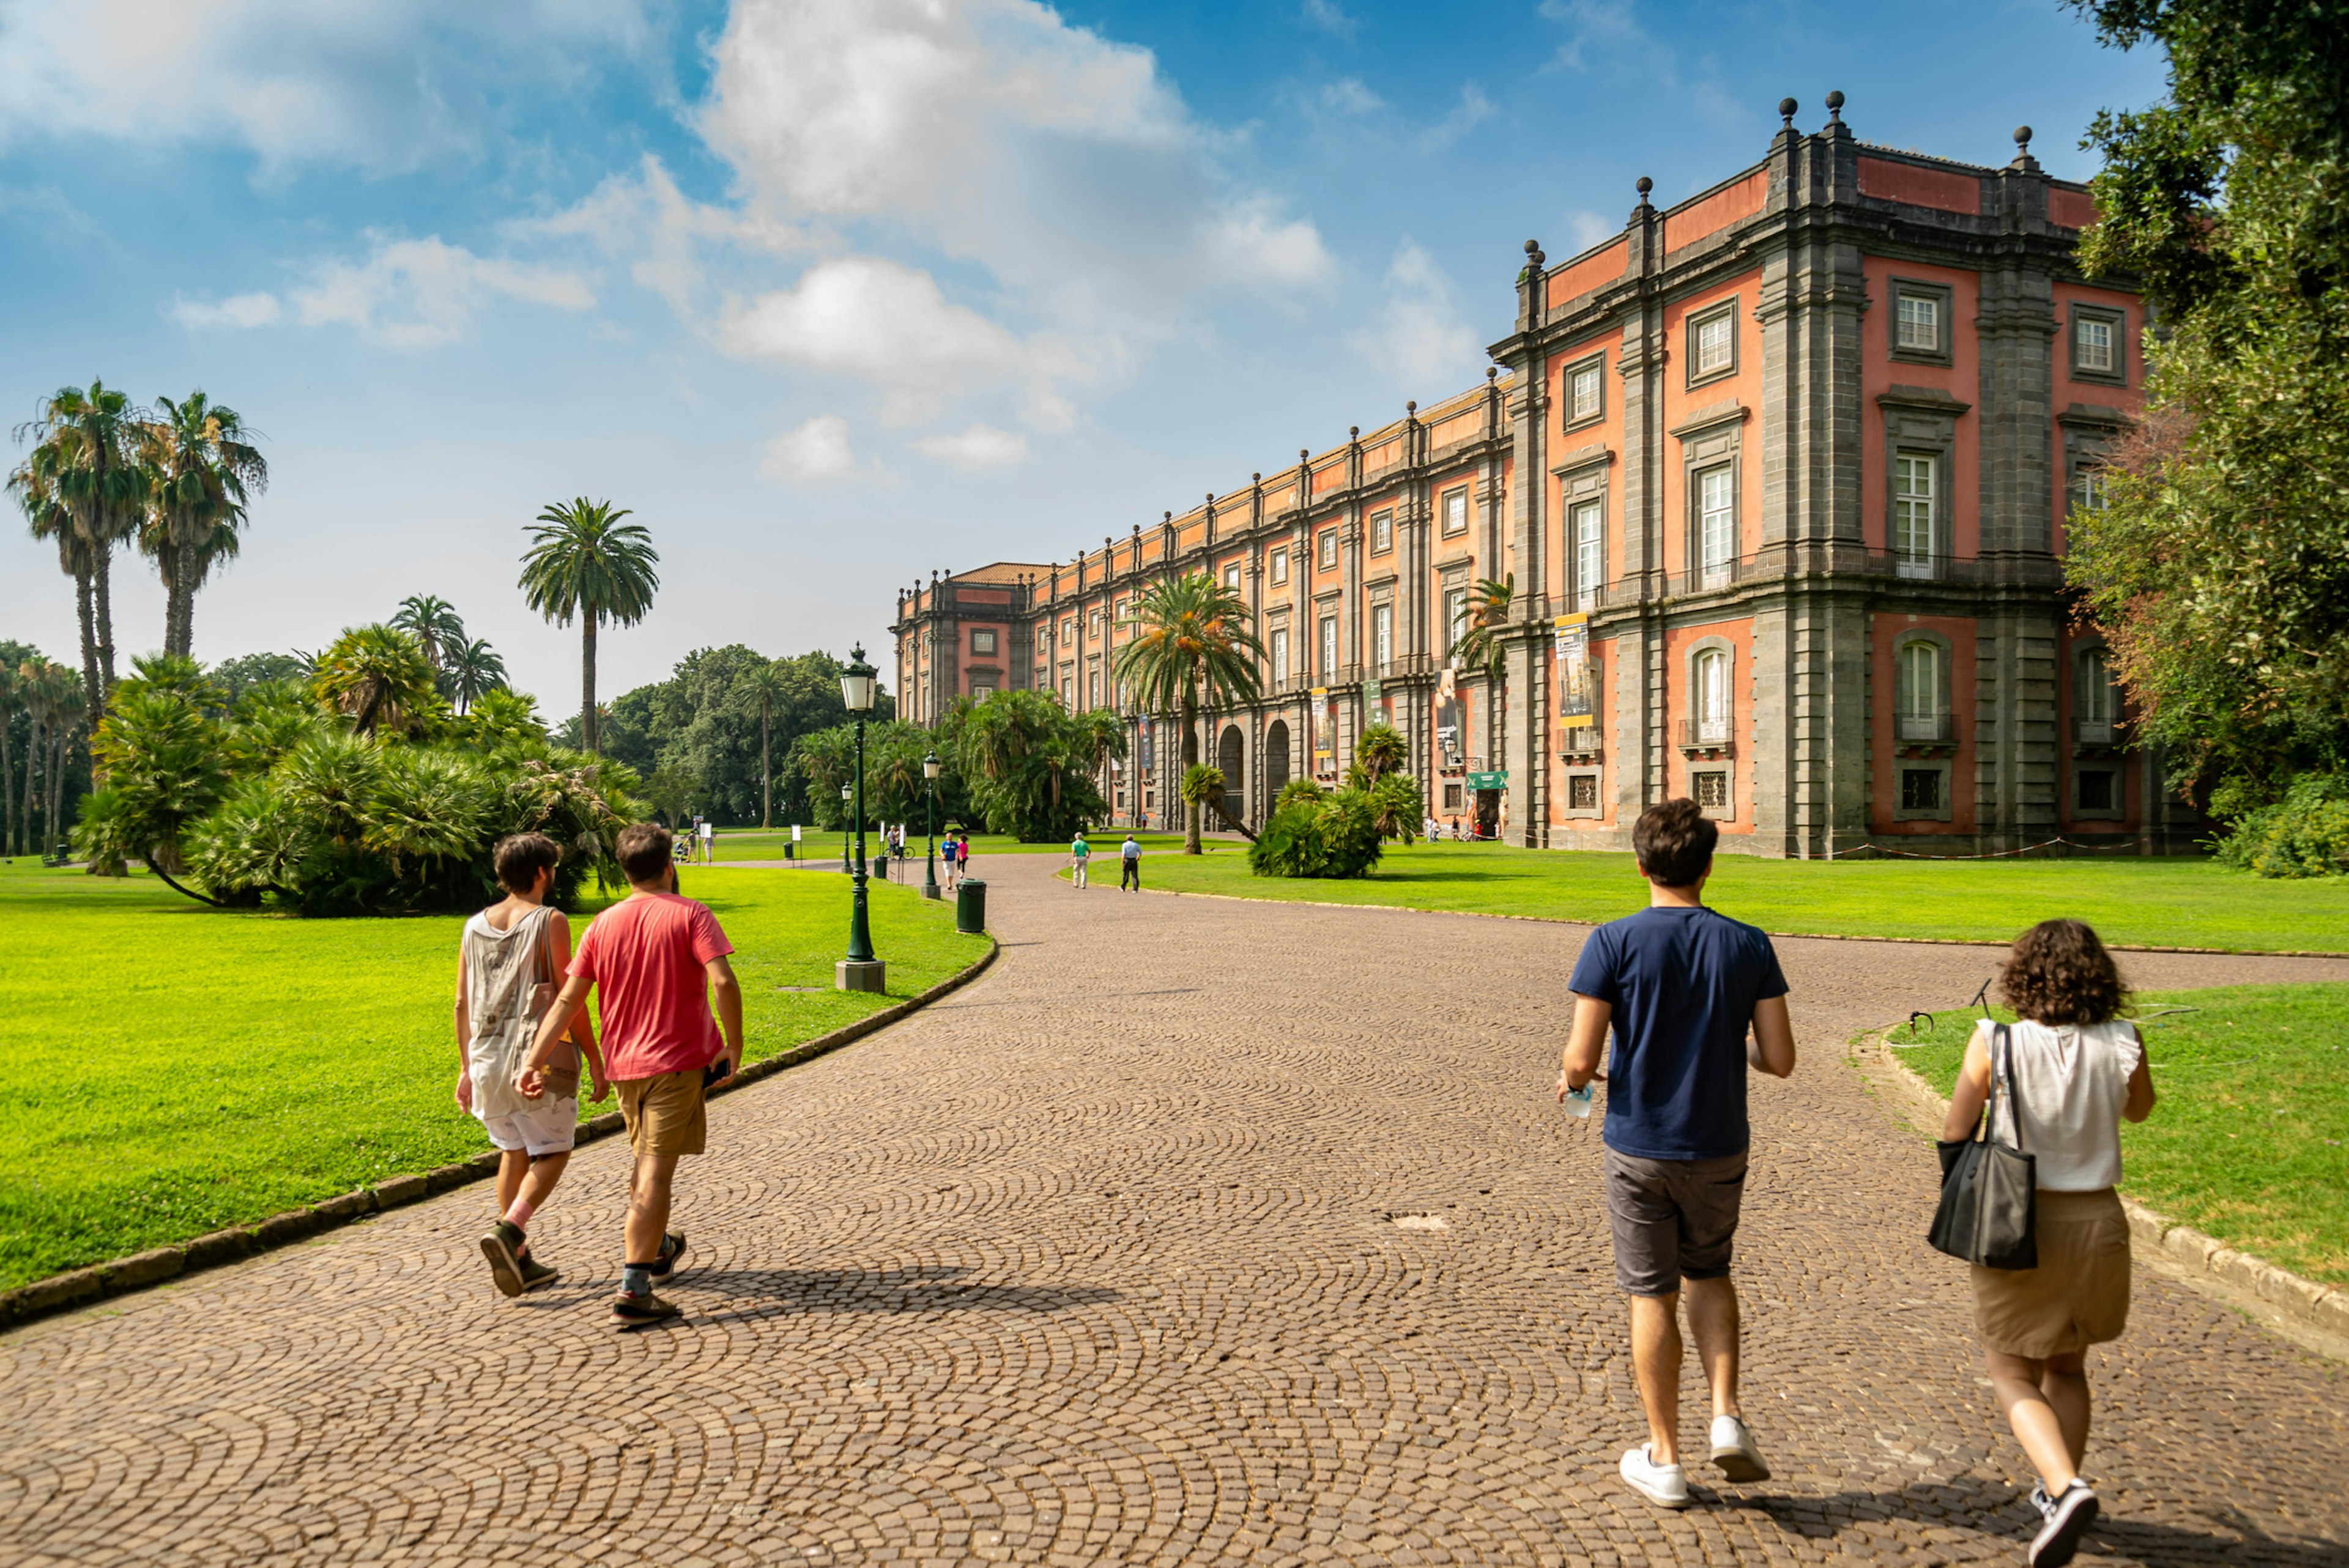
[956,879,987,934]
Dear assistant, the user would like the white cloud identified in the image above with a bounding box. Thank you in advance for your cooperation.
[1537,0,1644,73]
[724,256,1028,383]
[913,424,1030,470]
[0,0,661,175]
[170,291,283,330]
[1564,209,1616,252]
[1419,83,1497,153]
[286,235,593,349]
[1301,0,1359,39]
[1319,78,1384,115]
[1350,240,1480,387]
[761,415,859,482]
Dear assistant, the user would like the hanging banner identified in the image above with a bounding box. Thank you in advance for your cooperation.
[1139,717,1154,772]
[1435,668,1461,767]
[1361,676,1382,727]
[1554,613,1595,723]
[1311,687,1334,763]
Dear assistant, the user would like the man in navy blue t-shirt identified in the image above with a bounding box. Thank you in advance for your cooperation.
[1560,797,1797,1510]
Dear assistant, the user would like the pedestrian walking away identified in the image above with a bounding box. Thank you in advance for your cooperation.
[456,832,609,1299]
[1120,832,1141,890]
[1559,797,1797,1512]
[1940,919,2156,1567]
[1070,830,1091,889]
[519,822,744,1329]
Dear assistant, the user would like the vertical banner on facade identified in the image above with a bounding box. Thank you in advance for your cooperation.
[1554,613,1594,723]
[1362,676,1382,731]
[1311,687,1334,767]
[1140,717,1154,772]
[1435,668,1461,766]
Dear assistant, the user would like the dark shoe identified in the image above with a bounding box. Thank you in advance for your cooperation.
[518,1252,560,1292]
[480,1221,527,1299]
[2029,1482,2098,1567]
[610,1290,681,1328]
[644,1231,688,1278]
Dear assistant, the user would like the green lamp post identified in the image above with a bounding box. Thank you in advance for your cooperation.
[840,785,853,873]
[836,646,885,993]
[922,749,943,900]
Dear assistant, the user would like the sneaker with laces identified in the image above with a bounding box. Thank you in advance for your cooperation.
[479,1221,527,1299]
[2028,1481,2098,1567]
[1709,1414,1770,1482]
[517,1252,560,1292]
[644,1231,688,1278]
[1619,1444,1691,1509]
[609,1289,681,1328]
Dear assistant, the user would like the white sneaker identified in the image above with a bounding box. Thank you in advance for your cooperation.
[2028,1481,2098,1567]
[1619,1444,1691,1509]
[1709,1414,1770,1482]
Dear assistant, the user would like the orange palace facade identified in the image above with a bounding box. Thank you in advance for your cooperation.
[892,98,2193,857]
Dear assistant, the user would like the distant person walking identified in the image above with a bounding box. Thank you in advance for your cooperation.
[458,832,608,1298]
[1070,830,1091,889]
[1120,833,1141,890]
[1942,920,2155,1567]
[1559,798,1797,1511]
[519,823,744,1329]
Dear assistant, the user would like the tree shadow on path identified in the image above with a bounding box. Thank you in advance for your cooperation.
[683,1263,1121,1325]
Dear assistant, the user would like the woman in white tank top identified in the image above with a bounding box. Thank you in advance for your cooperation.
[1940,919,2156,1567]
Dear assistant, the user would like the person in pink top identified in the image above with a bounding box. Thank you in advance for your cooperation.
[520,822,744,1328]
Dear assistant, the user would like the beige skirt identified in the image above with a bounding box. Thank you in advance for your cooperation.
[1971,1186,2131,1359]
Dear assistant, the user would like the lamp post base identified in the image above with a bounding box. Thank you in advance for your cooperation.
[921,883,942,900]
[835,959,887,993]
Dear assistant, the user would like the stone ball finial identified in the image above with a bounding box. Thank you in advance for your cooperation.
[1636,175,1653,199]
[1163,510,1173,522]
[1825,89,1844,119]
[1406,399,1417,413]
[1253,472,1261,482]
[2014,125,2033,149]
[1301,448,1310,462]
[1349,425,1359,438]
[1524,238,1540,254]
[1487,365,1498,381]
[1778,97,1797,126]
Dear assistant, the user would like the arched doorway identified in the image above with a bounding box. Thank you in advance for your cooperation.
[1217,725,1245,827]
[1263,719,1290,813]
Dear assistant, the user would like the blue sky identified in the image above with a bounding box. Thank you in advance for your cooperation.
[0,0,2166,708]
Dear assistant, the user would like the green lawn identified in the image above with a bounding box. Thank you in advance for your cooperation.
[0,860,986,1290]
[1892,986,2349,1285]
[1128,840,2346,953]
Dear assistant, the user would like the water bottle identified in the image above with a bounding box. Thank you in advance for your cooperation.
[1561,1082,1596,1119]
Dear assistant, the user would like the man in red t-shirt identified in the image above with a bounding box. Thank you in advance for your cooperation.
[520,822,743,1327]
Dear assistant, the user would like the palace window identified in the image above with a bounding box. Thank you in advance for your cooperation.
[1693,647,1731,743]
[1060,676,1073,705]
[2071,305,2127,383]
[1318,530,1338,569]
[1900,767,1942,812]
[972,684,995,699]
[2072,468,2107,515]
[1569,774,1599,812]
[1373,604,1393,673]
[1698,466,1735,585]
[1088,610,1101,638]
[1689,302,1737,383]
[1444,586,1469,657]
[2076,645,2119,744]
[1223,563,1241,590]
[1896,639,1949,742]
[1371,509,1393,555]
[971,628,996,654]
[1270,627,1291,683]
[1894,454,1937,577]
[1061,617,1075,647]
[1271,547,1290,585]
[1896,293,1939,352]
[1566,356,1604,426]
[1693,769,1729,813]
[1573,498,1604,608]
[2077,318,2113,373]
[1442,488,1469,536]
[1319,615,1338,680]
[1089,670,1102,708]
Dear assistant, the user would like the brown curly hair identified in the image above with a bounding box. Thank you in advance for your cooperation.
[1998,919,2129,1025]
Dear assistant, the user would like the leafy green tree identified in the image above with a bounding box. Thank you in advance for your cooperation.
[1356,723,1408,782]
[463,687,544,752]
[1453,574,1515,779]
[310,626,440,738]
[1247,788,1383,879]
[519,498,659,755]
[141,393,266,658]
[736,657,790,829]
[1112,572,1265,854]
[1367,772,1424,843]
[2065,0,2349,805]
[946,688,1104,840]
[391,594,467,673]
[1276,777,1327,812]
[75,664,230,892]
[444,637,507,715]
[592,646,868,825]
[207,651,307,702]
[13,382,150,715]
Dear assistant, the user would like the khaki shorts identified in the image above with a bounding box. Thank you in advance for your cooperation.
[615,1068,708,1158]
[1604,1146,1750,1297]
[1972,1186,2131,1359]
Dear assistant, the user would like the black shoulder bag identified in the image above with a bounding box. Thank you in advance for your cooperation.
[1928,1022,2039,1270]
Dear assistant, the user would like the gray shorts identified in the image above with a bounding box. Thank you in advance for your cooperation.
[1603,1146,1750,1297]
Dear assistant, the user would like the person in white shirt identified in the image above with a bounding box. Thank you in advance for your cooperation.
[1942,919,2156,1568]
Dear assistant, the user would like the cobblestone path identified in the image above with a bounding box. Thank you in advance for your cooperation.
[5,857,2347,1567]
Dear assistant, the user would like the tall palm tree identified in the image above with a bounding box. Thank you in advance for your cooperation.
[1112,571,1265,854]
[1070,706,1128,804]
[15,382,149,711]
[0,660,17,856]
[17,661,46,856]
[735,657,791,828]
[1355,722,1409,782]
[390,594,467,674]
[1452,573,1516,794]
[141,392,267,658]
[9,437,102,719]
[443,636,507,714]
[518,498,659,755]
[45,670,85,856]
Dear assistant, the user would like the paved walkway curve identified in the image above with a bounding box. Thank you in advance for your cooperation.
[4,859,2347,1567]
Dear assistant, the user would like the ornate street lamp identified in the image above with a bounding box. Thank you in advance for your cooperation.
[836,645,884,991]
[922,750,943,900]
[840,785,853,873]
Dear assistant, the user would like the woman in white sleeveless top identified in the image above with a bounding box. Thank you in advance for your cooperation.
[1943,919,2156,1567]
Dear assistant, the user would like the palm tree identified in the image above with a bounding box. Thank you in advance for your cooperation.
[1112,572,1266,854]
[0,659,17,856]
[141,392,267,658]
[1452,573,1516,793]
[1355,722,1408,783]
[1070,706,1128,804]
[9,434,101,720]
[735,657,791,828]
[45,671,86,856]
[391,594,467,673]
[15,382,149,712]
[311,626,439,737]
[443,637,507,714]
[518,499,659,754]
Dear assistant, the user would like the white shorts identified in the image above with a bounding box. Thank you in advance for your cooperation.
[478,1095,579,1157]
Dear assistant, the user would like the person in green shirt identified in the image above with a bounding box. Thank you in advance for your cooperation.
[1069,830,1091,889]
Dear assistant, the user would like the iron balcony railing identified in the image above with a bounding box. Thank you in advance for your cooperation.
[2074,716,2119,745]
[1566,545,2068,610]
[1894,712,1954,743]
[1679,717,1732,747]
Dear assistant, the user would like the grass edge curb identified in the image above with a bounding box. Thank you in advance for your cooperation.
[1849,1024,2349,1358]
[0,933,1001,1337]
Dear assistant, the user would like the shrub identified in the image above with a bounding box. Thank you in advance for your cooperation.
[1367,772,1424,842]
[1275,777,1327,812]
[2213,774,2349,878]
[1247,788,1384,879]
